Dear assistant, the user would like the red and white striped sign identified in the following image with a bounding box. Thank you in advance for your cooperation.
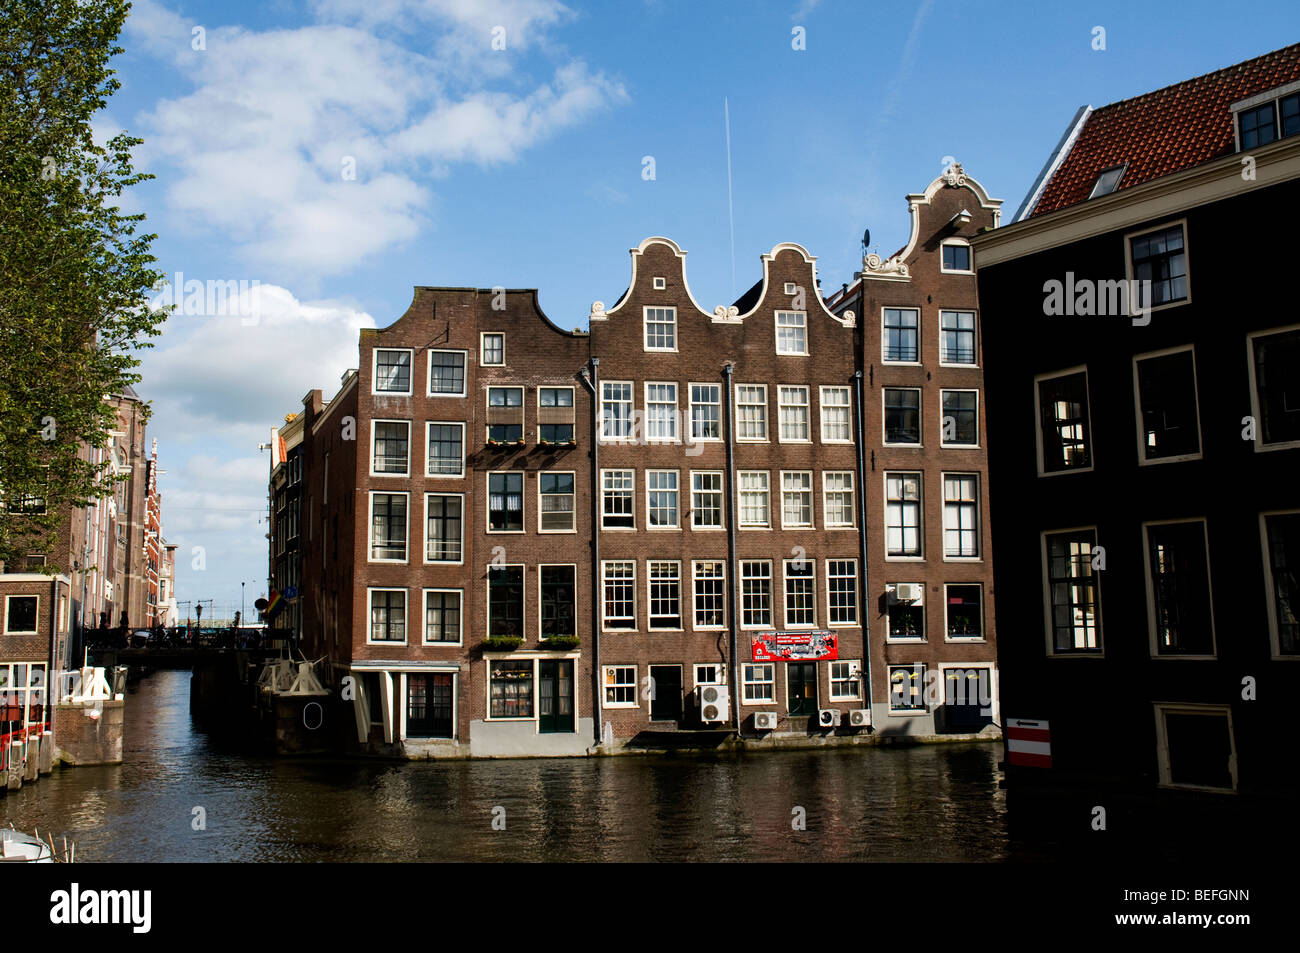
[1006,718,1052,768]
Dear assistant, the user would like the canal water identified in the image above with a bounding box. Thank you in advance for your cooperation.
[1,670,1015,862]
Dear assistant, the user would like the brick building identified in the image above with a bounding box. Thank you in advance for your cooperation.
[268,411,305,641]
[972,45,1300,794]
[296,287,594,757]
[823,166,1003,735]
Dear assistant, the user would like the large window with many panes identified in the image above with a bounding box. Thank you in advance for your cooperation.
[942,473,979,558]
[648,561,682,629]
[691,471,724,529]
[783,559,815,627]
[539,472,575,532]
[1135,348,1201,462]
[693,561,725,628]
[885,473,922,557]
[540,565,576,639]
[1044,529,1102,653]
[883,308,919,363]
[1128,223,1188,309]
[739,471,770,528]
[741,560,772,627]
[426,422,464,477]
[488,566,524,638]
[884,388,920,445]
[1248,326,1300,449]
[424,494,463,563]
[602,561,636,629]
[827,559,857,625]
[602,470,634,529]
[1263,511,1300,656]
[939,311,977,364]
[1145,520,1214,657]
[370,492,408,561]
[488,473,523,532]
[369,589,406,643]
[1036,369,1092,473]
[736,384,768,440]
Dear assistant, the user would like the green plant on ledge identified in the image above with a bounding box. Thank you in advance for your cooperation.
[540,634,580,649]
[483,635,523,651]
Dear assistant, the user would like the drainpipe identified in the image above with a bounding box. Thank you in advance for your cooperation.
[578,358,602,748]
[853,369,874,720]
[722,362,740,734]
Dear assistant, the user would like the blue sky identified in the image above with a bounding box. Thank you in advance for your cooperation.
[112,0,1299,618]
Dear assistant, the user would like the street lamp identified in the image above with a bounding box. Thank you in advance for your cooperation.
[241,581,245,629]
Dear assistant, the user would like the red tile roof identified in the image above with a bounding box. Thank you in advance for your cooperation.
[1029,43,1300,217]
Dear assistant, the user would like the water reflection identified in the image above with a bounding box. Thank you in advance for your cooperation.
[1,671,1008,862]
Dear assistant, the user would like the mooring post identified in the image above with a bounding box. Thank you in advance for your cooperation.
[7,741,23,790]
[38,730,54,774]
[24,737,39,781]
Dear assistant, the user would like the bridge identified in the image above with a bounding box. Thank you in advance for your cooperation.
[88,646,282,670]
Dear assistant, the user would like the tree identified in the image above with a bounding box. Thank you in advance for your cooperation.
[0,0,168,567]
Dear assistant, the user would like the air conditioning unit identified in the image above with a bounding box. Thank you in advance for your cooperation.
[893,583,923,603]
[699,684,730,723]
[818,708,841,728]
[848,708,872,727]
[753,711,777,731]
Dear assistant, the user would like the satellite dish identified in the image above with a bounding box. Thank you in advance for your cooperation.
[862,228,871,249]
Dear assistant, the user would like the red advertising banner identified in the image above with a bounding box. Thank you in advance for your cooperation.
[751,631,838,662]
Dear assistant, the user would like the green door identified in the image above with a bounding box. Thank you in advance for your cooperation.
[538,660,574,733]
[787,662,817,717]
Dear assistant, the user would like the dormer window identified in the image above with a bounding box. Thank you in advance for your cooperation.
[1089,165,1126,198]
[1233,83,1300,151]
[1240,104,1277,149]
[940,240,972,274]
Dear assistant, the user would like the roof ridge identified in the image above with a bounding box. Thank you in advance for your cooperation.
[1092,42,1300,114]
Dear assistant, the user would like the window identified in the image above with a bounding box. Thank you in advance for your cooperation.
[539,387,574,406]
[1248,327,1300,448]
[4,596,37,634]
[1045,530,1101,653]
[1089,165,1125,198]
[371,421,410,475]
[823,472,855,528]
[784,559,815,627]
[648,561,682,629]
[1135,348,1201,462]
[369,589,406,643]
[603,561,636,629]
[602,470,634,529]
[939,310,977,365]
[426,422,465,476]
[601,382,633,441]
[487,424,521,442]
[691,472,724,529]
[653,276,666,290]
[488,386,522,407]
[694,664,721,687]
[645,382,678,441]
[1146,521,1215,656]
[370,492,408,561]
[885,473,922,557]
[940,242,972,273]
[1129,223,1188,309]
[1284,93,1300,137]
[1036,369,1092,473]
[373,348,412,394]
[741,560,772,628]
[945,584,982,638]
[690,384,721,440]
[887,586,924,640]
[1239,103,1277,148]
[736,384,768,440]
[777,386,810,441]
[488,566,524,638]
[883,308,919,362]
[743,663,775,703]
[884,388,921,445]
[490,660,533,718]
[693,561,726,628]
[830,660,861,700]
[540,565,576,638]
[889,665,926,712]
[1263,512,1300,656]
[941,391,978,447]
[1155,705,1236,792]
[604,665,637,707]
[424,494,463,562]
[481,333,504,366]
[776,311,808,355]
[738,471,770,528]
[644,306,677,350]
[820,386,852,442]
[827,559,857,625]
[942,474,979,558]
[428,350,466,396]
[423,590,462,643]
[539,472,575,532]
[488,473,523,532]
[647,470,679,528]
[539,424,573,443]
[781,471,813,528]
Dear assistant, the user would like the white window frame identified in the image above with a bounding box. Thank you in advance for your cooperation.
[780,470,813,529]
[777,385,811,443]
[740,560,773,629]
[3,594,38,635]
[1034,366,1095,477]
[537,470,577,534]
[601,468,635,530]
[368,490,409,564]
[826,559,857,627]
[884,471,923,560]
[692,559,727,630]
[828,659,862,701]
[886,583,925,642]
[644,381,679,442]
[782,558,816,629]
[1124,218,1191,314]
[486,471,525,534]
[689,383,722,442]
[423,492,465,565]
[1142,517,1217,660]
[941,472,981,561]
[939,389,980,449]
[369,419,411,478]
[599,381,634,443]
[819,385,852,444]
[366,587,408,646]
[882,386,922,447]
[644,305,678,352]
[738,470,771,529]
[1245,323,1300,453]
[693,663,723,688]
[536,385,576,445]
[372,347,414,396]
[427,348,468,398]
[1153,703,1237,793]
[1260,509,1300,660]
[939,238,973,275]
[1040,526,1104,657]
[601,560,637,631]
[938,309,978,366]
[480,332,505,366]
[822,471,855,529]
[888,663,928,715]
[690,470,725,531]
[603,665,639,709]
[422,588,464,646]
[735,383,769,441]
[647,560,683,631]
[1132,345,1203,465]
[425,421,466,478]
[775,310,809,356]
[645,469,680,530]
[943,582,984,641]
[742,662,776,705]
[652,276,666,290]
[881,307,921,365]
